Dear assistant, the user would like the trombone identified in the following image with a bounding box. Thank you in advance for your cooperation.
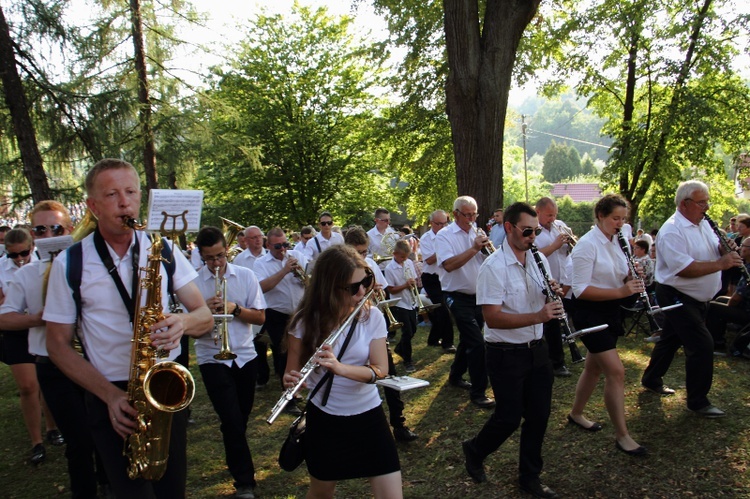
[212,266,237,361]
[373,288,403,332]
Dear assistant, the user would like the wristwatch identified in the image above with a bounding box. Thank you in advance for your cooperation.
[232,303,242,317]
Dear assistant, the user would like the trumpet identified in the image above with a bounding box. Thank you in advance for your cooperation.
[530,245,604,362]
[373,288,403,332]
[290,257,310,286]
[212,266,237,361]
[555,222,578,248]
[267,288,376,425]
[472,223,496,255]
[404,265,441,320]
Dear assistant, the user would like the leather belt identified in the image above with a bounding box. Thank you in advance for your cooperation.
[486,339,544,350]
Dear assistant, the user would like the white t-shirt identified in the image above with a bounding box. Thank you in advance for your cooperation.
[43,233,198,381]
[434,222,486,294]
[384,258,418,310]
[193,263,266,367]
[571,225,629,299]
[0,261,46,354]
[477,241,550,343]
[303,232,344,261]
[290,306,386,416]
[253,250,308,315]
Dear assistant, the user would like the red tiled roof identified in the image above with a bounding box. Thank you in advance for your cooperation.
[550,183,602,202]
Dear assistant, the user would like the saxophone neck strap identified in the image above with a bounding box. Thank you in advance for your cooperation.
[93,228,140,324]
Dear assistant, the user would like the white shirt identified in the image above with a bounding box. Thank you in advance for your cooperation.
[477,240,550,343]
[290,306,386,416]
[0,252,38,294]
[419,229,440,274]
[253,250,308,315]
[366,257,389,288]
[571,225,629,299]
[535,221,572,281]
[190,248,203,270]
[303,232,344,261]
[0,261,46,355]
[367,226,395,260]
[434,222,486,294]
[232,247,266,271]
[384,258,418,310]
[43,233,198,382]
[193,263,266,367]
[655,211,721,301]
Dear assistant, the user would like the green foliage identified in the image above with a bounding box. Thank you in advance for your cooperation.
[195,4,395,230]
[503,144,552,205]
[556,195,596,236]
[542,140,578,182]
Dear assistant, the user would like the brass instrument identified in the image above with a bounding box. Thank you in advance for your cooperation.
[221,217,245,261]
[287,255,310,286]
[212,266,237,361]
[555,222,578,248]
[372,232,399,264]
[530,245,604,363]
[403,264,441,320]
[123,217,196,480]
[267,288,376,425]
[374,288,403,332]
[472,223,496,255]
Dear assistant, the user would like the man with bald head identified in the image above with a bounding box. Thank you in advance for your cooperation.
[420,210,455,352]
[233,226,266,271]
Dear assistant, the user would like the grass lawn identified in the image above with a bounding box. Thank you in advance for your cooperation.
[1,323,750,498]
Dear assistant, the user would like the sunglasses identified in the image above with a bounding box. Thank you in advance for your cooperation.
[32,225,65,237]
[272,242,291,250]
[376,218,390,223]
[7,249,31,259]
[344,274,373,295]
[319,221,333,226]
[513,224,543,237]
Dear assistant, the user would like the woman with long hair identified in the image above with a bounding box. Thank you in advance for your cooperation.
[283,245,402,499]
[567,194,648,456]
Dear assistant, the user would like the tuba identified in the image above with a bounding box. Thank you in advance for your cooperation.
[124,218,195,480]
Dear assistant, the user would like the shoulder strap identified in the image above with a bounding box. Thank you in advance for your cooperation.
[314,236,321,253]
[319,318,359,406]
[66,241,84,323]
[158,236,176,296]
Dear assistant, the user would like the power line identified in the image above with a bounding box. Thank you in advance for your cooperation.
[527,128,615,151]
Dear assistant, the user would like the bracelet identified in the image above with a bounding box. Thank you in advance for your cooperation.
[365,365,377,384]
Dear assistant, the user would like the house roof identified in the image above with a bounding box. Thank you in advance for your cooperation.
[550,183,602,202]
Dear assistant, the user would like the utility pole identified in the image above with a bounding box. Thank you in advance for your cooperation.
[522,115,528,203]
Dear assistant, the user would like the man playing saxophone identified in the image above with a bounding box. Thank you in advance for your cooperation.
[193,227,266,499]
[44,159,212,498]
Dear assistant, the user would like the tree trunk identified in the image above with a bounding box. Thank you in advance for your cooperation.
[130,0,158,190]
[0,5,52,204]
[442,0,540,219]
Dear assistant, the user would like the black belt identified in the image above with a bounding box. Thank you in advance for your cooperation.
[35,355,52,364]
[486,339,544,350]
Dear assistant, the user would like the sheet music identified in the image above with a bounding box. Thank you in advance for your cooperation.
[146,189,204,232]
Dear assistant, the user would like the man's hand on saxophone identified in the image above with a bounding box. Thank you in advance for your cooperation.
[107,388,138,438]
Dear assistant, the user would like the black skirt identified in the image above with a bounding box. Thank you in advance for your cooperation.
[0,330,35,365]
[304,402,400,481]
[573,299,624,354]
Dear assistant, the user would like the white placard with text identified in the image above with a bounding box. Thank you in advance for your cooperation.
[146,189,204,232]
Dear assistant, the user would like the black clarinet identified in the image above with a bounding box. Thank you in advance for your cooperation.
[530,245,593,363]
[704,213,750,283]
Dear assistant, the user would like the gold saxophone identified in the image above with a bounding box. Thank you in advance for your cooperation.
[124,219,195,480]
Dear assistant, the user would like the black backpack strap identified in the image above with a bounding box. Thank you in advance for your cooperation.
[66,241,84,323]
[314,236,321,254]
[159,236,176,297]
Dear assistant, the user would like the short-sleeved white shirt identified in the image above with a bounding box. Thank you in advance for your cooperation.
[193,263,266,367]
[290,306,386,416]
[43,233,198,382]
[477,240,550,343]
[571,225,629,298]
[303,232,344,261]
[419,229,440,274]
[535,221,572,281]
[0,253,38,294]
[655,211,721,301]
[384,258,418,310]
[434,222,486,294]
[253,250,307,315]
[232,247,266,271]
[0,261,46,355]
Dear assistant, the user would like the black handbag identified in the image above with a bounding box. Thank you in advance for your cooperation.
[277,319,358,472]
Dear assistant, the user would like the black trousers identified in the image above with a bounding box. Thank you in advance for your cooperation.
[199,359,257,489]
[256,309,290,388]
[467,341,553,484]
[383,342,405,429]
[422,273,455,348]
[706,297,749,346]
[36,359,102,499]
[446,292,488,400]
[391,306,417,363]
[85,382,188,499]
[642,284,714,410]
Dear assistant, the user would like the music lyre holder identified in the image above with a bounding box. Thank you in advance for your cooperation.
[158,210,189,263]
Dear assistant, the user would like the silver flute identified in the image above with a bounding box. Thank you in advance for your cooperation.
[266,289,375,425]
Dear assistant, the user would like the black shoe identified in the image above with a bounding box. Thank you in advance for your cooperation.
[448,378,472,390]
[393,426,419,442]
[615,440,648,457]
[642,383,676,396]
[462,440,486,483]
[552,366,571,377]
[29,443,46,465]
[46,429,65,446]
[566,414,603,432]
[471,396,496,409]
[284,402,303,416]
[690,404,726,418]
[519,479,559,498]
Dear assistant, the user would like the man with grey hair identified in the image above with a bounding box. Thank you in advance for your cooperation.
[435,196,494,408]
[420,210,455,352]
[233,226,266,270]
[641,180,742,418]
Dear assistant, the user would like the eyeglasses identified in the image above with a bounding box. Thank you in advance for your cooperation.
[376,218,390,223]
[32,225,65,237]
[456,211,478,219]
[319,221,333,226]
[432,220,448,226]
[7,249,31,259]
[202,253,227,262]
[272,242,291,250]
[686,198,710,209]
[513,224,542,237]
[343,274,373,295]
